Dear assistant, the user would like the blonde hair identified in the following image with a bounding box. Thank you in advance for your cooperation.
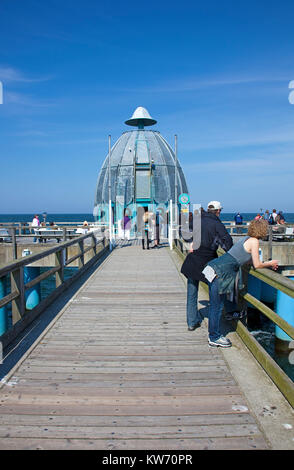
[247,219,268,239]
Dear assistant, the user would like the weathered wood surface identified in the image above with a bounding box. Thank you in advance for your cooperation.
[0,244,269,450]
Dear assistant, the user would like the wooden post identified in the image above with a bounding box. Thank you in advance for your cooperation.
[11,227,17,260]
[11,267,25,324]
[55,249,64,288]
[78,240,84,268]
[91,233,97,257]
[268,226,273,260]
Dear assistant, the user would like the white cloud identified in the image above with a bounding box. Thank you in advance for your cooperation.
[0,66,53,83]
[5,91,56,107]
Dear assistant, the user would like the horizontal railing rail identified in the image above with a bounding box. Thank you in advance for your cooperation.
[0,224,108,260]
[173,238,294,408]
[0,229,110,362]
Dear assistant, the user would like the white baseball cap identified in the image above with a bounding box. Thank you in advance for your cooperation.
[207,201,223,210]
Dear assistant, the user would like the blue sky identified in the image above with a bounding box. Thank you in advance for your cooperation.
[0,0,294,214]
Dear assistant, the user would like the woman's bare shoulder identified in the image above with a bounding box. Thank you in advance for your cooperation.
[244,236,258,252]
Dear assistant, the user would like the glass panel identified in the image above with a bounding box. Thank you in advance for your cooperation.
[135,138,149,164]
[136,169,150,199]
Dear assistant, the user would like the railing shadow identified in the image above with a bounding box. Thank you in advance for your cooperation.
[0,247,111,381]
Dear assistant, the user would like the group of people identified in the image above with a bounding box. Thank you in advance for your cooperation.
[118,209,165,249]
[31,214,59,243]
[181,201,278,348]
[262,209,285,225]
[234,209,286,226]
[141,210,164,250]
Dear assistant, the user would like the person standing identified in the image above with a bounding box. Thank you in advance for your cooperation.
[142,211,151,250]
[181,201,233,331]
[234,212,243,225]
[31,214,40,243]
[263,210,270,221]
[203,219,278,348]
[122,210,132,240]
[154,209,163,248]
[277,211,285,224]
[269,209,278,225]
[234,212,243,234]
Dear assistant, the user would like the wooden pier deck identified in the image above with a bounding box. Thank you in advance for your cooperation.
[0,243,273,450]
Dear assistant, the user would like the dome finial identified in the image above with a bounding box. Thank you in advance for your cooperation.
[125,106,157,129]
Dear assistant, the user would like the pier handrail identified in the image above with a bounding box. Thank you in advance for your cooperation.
[173,238,294,408]
[0,224,108,261]
[0,229,110,362]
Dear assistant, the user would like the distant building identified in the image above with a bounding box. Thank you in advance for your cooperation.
[93,106,189,229]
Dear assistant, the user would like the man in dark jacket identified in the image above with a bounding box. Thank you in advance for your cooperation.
[181,201,233,330]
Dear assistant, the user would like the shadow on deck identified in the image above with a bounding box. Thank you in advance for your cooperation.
[0,243,293,450]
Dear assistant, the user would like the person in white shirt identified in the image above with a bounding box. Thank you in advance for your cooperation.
[31,214,40,242]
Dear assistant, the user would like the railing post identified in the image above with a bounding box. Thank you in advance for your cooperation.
[91,233,97,257]
[11,266,25,324]
[55,249,64,288]
[22,249,41,311]
[78,239,84,268]
[0,276,8,335]
[11,227,17,260]
[268,225,273,260]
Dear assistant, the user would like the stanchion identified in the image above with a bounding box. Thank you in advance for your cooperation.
[22,249,41,310]
[0,276,8,335]
[275,276,294,352]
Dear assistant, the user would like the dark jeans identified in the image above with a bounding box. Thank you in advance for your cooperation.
[186,279,203,327]
[142,230,150,249]
[208,278,238,341]
[187,277,237,334]
[208,278,226,341]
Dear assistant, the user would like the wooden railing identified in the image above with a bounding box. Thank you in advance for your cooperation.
[0,229,110,362]
[222,220,294,234]
[0,224,107,260]
[173,238,294,408]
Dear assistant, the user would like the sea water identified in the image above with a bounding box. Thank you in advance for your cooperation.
[1,212,294,224]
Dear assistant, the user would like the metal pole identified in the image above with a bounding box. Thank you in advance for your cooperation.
[108,135,113,250]
[174,134,178,241]
[174,134,178,206]
[169,199,173,250]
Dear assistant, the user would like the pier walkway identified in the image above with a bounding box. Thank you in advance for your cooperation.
[0,243,293,450]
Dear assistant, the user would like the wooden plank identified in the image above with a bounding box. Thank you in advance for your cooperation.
[0,423,261,439]
[2,385,241,397]
[0,436,268,450]
[5,371,235,382]
[0,245,269,450]
[0,401,250,416]
[0,413,257,426]
[0,394,246,408]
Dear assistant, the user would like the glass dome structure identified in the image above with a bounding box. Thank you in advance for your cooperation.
[93,107,189,223]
